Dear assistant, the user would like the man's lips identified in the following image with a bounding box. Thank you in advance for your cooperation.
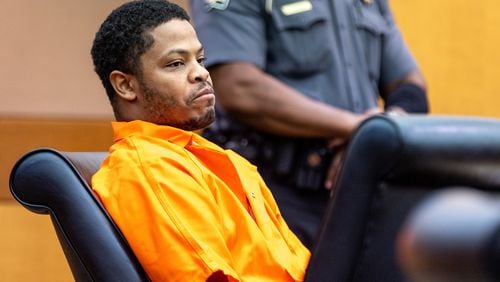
[193,87,215,101]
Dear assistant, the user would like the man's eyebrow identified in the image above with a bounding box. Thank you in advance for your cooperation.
[165,46,205,56]
[164,46,205,57]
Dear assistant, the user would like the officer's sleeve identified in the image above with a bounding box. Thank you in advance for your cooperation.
[378,1,418,85]
[190,0,267,69]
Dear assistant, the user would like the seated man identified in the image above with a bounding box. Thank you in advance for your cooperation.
[90,0,310,280]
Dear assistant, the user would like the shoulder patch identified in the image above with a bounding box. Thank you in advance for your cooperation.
[205,0,230,11]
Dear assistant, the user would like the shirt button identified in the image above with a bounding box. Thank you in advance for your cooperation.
[250,192,256,199]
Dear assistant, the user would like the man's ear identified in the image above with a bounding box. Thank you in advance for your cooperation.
[109,70,138,101]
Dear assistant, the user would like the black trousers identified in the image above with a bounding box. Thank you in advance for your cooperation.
[259,168,330,249]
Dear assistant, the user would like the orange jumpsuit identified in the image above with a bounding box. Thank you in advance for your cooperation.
[92,120,310,281]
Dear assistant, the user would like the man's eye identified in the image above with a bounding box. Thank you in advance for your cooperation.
[197,57,206,66]
[167,61,184,68]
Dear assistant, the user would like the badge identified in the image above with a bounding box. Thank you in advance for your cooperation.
[362,0,373,4]
[205,0,230,11]
[281,0,313,16]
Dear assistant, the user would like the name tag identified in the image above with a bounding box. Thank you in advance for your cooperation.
[281,0,313,16]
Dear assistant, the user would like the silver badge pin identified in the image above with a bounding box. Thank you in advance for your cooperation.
[205,0,230,11]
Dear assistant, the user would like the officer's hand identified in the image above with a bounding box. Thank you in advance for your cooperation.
[324,107,381,190]
[385,106,407,116]
[364,107,384,118]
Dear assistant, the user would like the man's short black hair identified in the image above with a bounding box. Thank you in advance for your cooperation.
[91,0,190,105]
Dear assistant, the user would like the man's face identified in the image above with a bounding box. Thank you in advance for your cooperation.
[136,19,215,131]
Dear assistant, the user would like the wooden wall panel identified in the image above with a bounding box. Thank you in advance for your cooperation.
[0,119,113,200]
[0,202,72,282]
[391,0,500,117]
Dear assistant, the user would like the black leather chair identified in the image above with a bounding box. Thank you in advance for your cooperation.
[9,148,149,282]
[396,187,500,282]
[305,115,500,282]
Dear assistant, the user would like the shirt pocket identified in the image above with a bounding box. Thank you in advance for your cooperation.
[269,0,331,76]
[354,3,390,82]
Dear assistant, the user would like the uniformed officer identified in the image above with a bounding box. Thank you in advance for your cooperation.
[190,0,428,248]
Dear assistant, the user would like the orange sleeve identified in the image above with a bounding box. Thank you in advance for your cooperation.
[93,138,240,281]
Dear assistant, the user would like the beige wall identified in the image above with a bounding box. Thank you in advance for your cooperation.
[0,0,188,119]
[1,0,118,119]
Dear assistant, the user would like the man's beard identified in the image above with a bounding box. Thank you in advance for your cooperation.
[140,79,215,131]
[175,108,215,131]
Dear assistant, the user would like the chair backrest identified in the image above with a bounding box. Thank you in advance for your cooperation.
[304,115,500,282]
[9,148,149,282]
[396,187,500,282]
